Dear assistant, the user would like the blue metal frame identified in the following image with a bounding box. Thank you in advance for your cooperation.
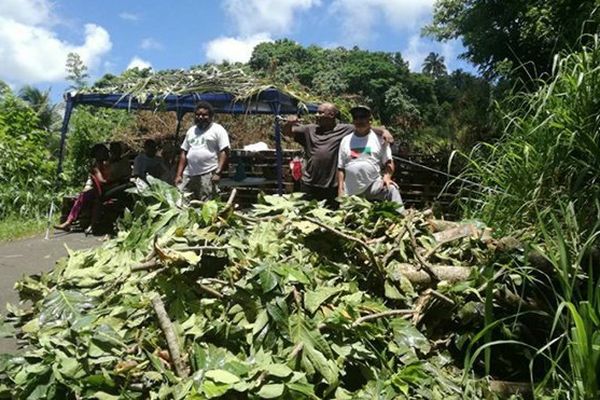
[55,89,318,195]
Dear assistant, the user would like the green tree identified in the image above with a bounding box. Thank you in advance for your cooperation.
[18,85,58,131]
[422,52,447,78]
[65,52,89,90]
[0,80,11,98]
[0,94,56,218]
[64,107,134,187]
[249,39,309,81]
[247,40,492,150]
[424,0,599,81]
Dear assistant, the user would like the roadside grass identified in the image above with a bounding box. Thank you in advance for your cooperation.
[0,215,51,242]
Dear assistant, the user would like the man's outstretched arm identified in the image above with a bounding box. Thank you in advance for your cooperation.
[282,116,302,137]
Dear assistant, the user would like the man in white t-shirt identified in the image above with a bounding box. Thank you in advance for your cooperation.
[337,105,404,211]
[175,101,230,200]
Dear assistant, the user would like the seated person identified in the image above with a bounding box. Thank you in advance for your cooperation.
[55,144,111,231]
[133,139,169,182]
[108,141,131,183]
[337,105,404,212]
[99,141,135,200]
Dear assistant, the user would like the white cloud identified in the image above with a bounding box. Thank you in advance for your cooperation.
[126,56,152,70]
[330,0,435,45]
[223,0,320,36]
[440,40,463,70]
[119,12,139,21]
[402,34,464,72]
[140,37,163,50]
[204,0,317,64]
[0,0,55,26]
[205,33,273,63]
[403,35,428,72]
[0,11,112,84]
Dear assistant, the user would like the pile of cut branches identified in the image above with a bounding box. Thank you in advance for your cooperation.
[0,179,532,399]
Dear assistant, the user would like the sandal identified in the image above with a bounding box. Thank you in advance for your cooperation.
[54,224,71,232]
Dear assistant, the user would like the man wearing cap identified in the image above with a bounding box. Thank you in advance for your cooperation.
[175,101,230,200]
[282,102,393,205]
[337,105,404,211]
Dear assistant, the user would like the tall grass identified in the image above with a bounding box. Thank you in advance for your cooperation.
[459,35,600,399]
[532,205,600,399]
[456,35,600,235]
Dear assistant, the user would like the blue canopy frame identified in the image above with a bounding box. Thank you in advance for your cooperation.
[56,88,318,195]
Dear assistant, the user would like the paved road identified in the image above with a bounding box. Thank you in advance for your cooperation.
[0,231,100,353]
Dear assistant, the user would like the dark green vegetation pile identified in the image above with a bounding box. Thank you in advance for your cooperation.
[0,179,527,399]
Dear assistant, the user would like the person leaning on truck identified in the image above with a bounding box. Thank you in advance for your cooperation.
[174,101,230,201]
[282,102,394,205]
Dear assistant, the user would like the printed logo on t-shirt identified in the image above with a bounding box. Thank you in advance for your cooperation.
[350,146,372,158]
[190,135,206,146]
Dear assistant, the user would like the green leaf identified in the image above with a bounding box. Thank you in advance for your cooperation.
[390,319,431,355]
[265,363,293,378]
[257,383,285,399]
[384,280,403,300]
[0,316,15,338]
[38,289,95,326]
[205,369,241,384]
[259,269,278,293]
[91,392,120,400]
[202,380,231,398]
[304,287,343,314]
[252,309,269,337]
[287,382,317,398]
[201,201,219,225]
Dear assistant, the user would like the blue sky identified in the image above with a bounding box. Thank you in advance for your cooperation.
[0,0,474,101]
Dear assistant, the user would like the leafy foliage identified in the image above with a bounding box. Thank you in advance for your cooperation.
[422,52,448,78]
[18,85,59,132]
[425,0,600,82]
[249,40,494,151]
[0,180,518,399]
[456,36,600,233]
[62,107,134,187]
[454,36,600,399]
[65,52,89,90]
[0,94,56,219]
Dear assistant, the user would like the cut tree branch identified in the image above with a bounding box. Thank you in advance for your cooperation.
[172,245,230,252]
[352,309,415,327]
[304,216,384,279]
[131,259,161,272]
[151,293,188,378]
[390,263,472,286]
[408,227,440,283]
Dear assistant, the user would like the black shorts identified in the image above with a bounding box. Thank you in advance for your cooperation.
[301,182,338,207]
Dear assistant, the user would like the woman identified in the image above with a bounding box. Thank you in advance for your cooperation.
[54,144,111,231]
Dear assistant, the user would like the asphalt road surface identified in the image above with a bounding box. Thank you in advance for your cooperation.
[0,231,100,353]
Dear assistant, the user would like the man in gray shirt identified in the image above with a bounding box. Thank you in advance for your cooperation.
[283,102,393,205]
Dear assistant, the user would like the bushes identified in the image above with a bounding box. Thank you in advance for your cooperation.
[457,36,600,399]
[0,95,56,219]
[0,96,134,221]
[458,36,600,233]
[63,107,134,188]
